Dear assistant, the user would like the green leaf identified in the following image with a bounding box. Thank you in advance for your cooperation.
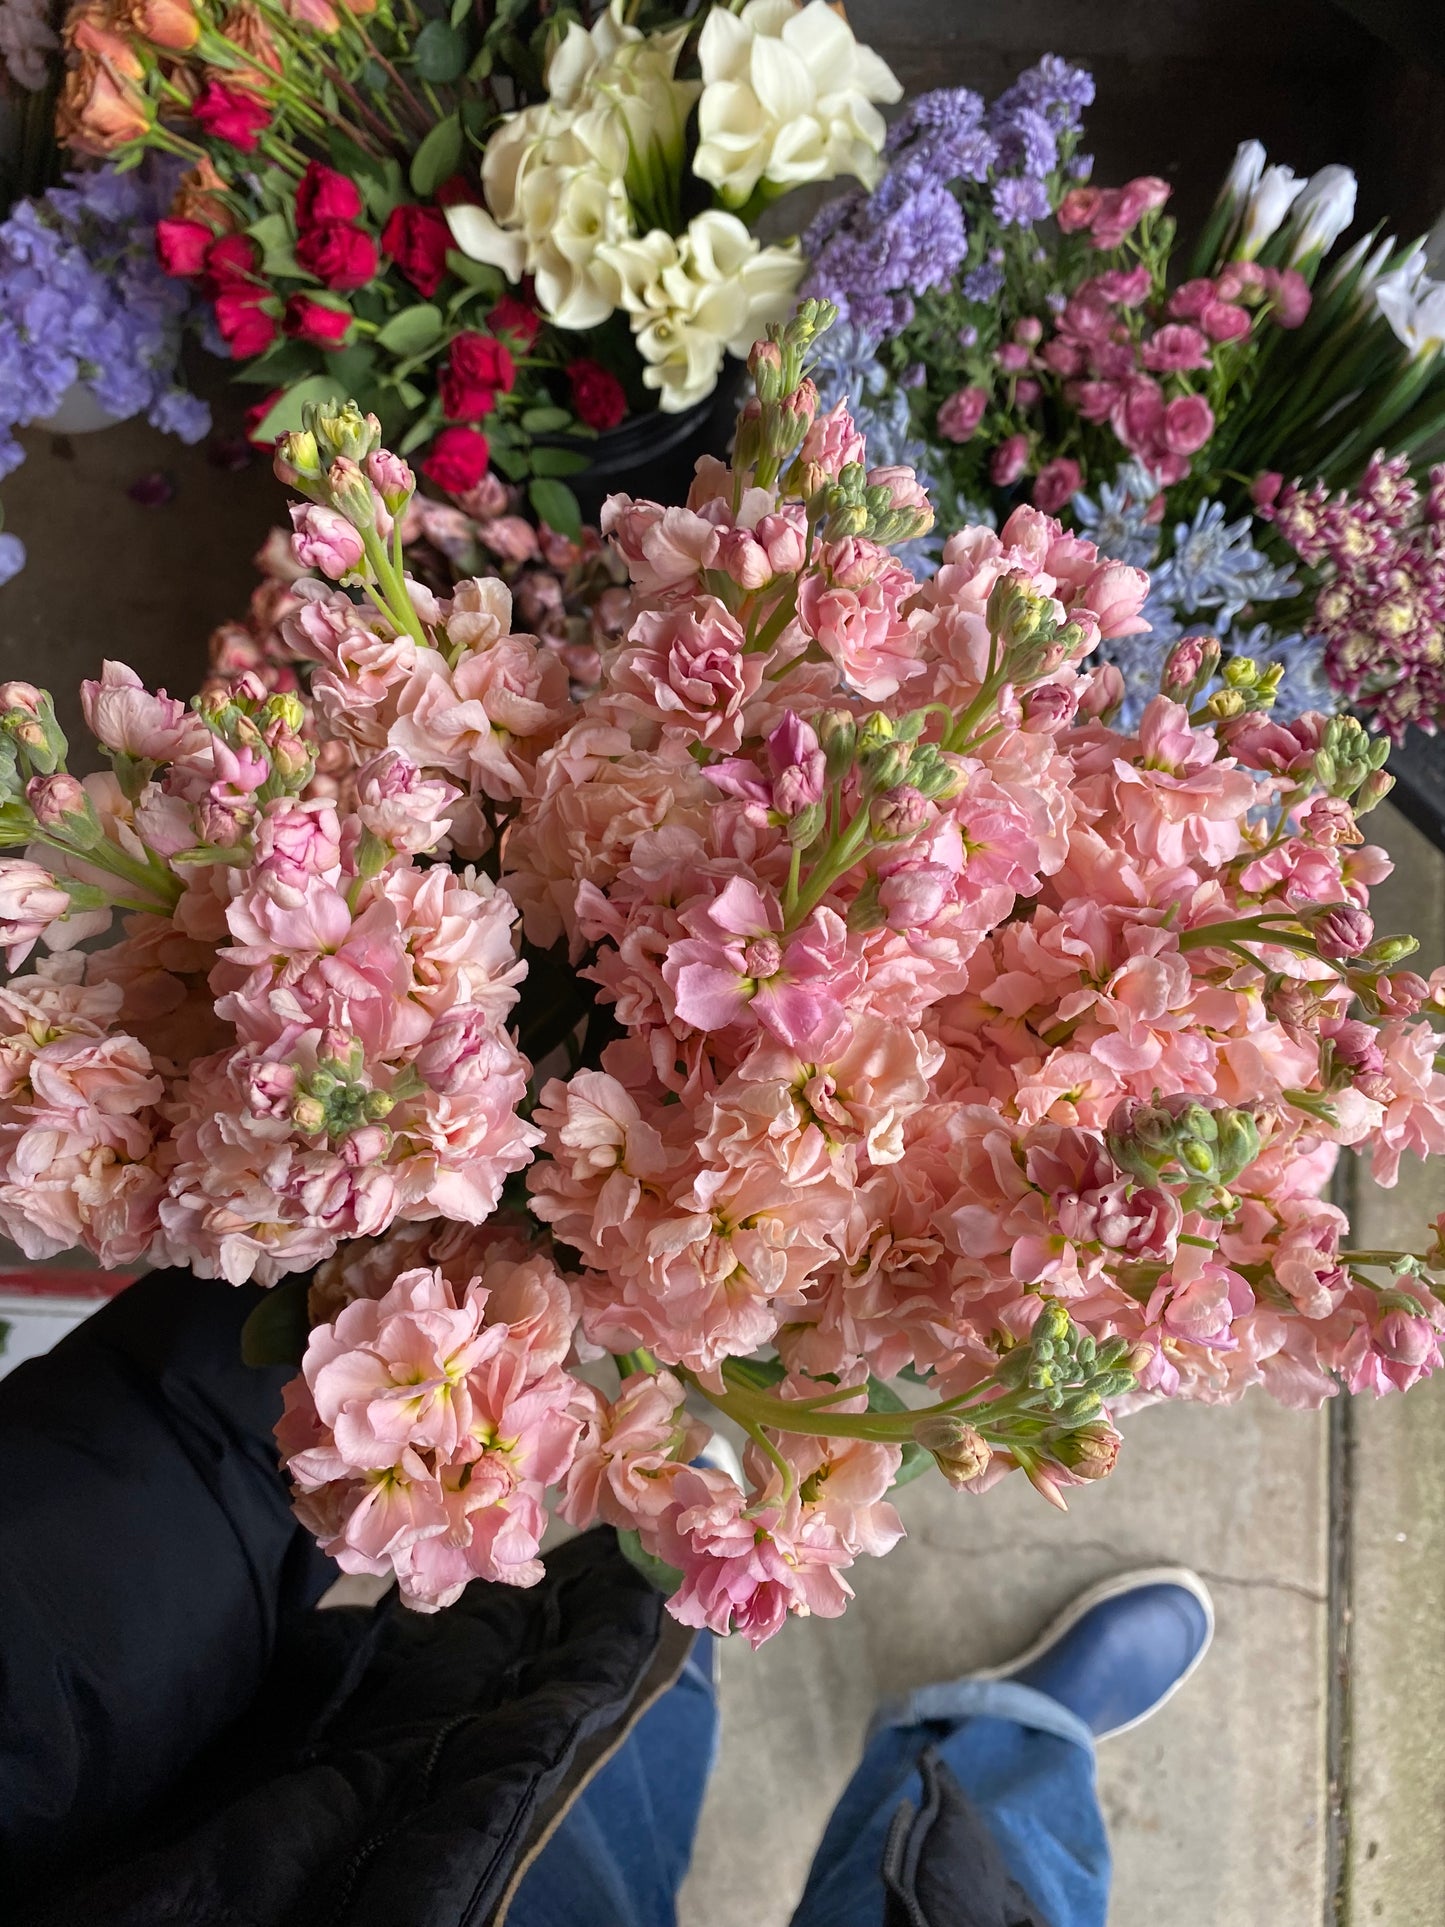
[530,445,592,478]
[239,1275,312,1368]
[398,415,436,456]
[375,303,445,354]
[410,112,463,198]
[231,341,318,386]
[246,211,291,251]
[891,1442,933,1488]
[445,250,503,295]
[521,404,572,433]
[395,378,425,409]
[490,443,530,481]
[617,1528,684,1595]
[724,1355,788,1394]
[450,0,471,23]
[467,44,493,81]
[252,375,349,444]
[326,130,386,183]
[361,159,405,227]
[413,18,467,81]
[327,342,377,390]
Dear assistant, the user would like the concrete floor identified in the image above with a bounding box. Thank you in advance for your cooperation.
[681,806,1445,1927]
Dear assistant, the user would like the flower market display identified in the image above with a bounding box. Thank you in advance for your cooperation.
[2,303,1445,1646]
[0,159,211,580]
[804,56,1445,743]
[54,0,899,534]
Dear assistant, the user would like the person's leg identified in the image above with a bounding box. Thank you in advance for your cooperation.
[505,1633,719,1927]
[790,1570,1213,1927]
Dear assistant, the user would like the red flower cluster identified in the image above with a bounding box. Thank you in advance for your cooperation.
[292,161,377,310]
[203,232,277,359]
[192,80,271,154]
[382,203,454,298]
[568,357,627,432]
[421,426,492,494]
[439,332,516,422]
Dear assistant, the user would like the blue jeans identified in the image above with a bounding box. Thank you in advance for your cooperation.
[507,1647,1110,1927]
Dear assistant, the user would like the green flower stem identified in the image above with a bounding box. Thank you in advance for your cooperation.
[361,524,429,648]
[1177,914,1319,954]
[36,827,181,911]
[1339,1249,1435,1267]
[786,805,873,931]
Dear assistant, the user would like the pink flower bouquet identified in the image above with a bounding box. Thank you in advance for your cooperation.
[4,305,1445,1645]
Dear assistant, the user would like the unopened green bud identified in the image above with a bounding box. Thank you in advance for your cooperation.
[325,456,376,530]
[308,399,381,465]
[862,742,912,794]
[1215,1107,1261,1183]
[308,1070,339,1099]
[277,429,321,482]
[749,339,785,404]
[1355,769,1395,815]
[1223,655,1259,688]
[264,692,306,735]
[363,1089,394,1122]
[788,800,825,848]
[1054,1389,1104,1427]
[293,1095,327,1134]
[1359,933,1420,967]
[1034,1300,1072,1347]
[817,709,856,781]
[1205,687,1247,721]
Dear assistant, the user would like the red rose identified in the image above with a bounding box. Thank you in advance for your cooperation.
[434,173,478,207]
[439,331,515,421]
[381,203,453,297]
[295,160,363,230]
[567,357,627,432]
[155,217,213,278]
[488,293,541,351]
[421,426,491,494]
[214,287,278,358]
[203,232,261,293]
[284,294,352,347]
[192,81,271,153]
[295,220,378,291]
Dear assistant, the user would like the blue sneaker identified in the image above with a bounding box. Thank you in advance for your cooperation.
[976,1566,1214,1741]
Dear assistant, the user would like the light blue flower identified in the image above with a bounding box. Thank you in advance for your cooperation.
[1151,499,1297,628]
[1071,463,1161,570]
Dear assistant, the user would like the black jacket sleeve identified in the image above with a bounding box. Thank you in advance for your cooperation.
[0,1268,336,1901]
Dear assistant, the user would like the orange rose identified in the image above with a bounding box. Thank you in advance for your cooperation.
[125,0,199,51]
[219,2,281,89]
[170,155,239,234]
[56,54,152,154]
[64,1,144,73]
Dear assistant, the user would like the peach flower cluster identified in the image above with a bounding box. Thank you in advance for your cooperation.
[0,407,544,1282]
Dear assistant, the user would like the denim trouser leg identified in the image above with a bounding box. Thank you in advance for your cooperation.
[504,1635,719,1927]
[788,1679,1111,1927]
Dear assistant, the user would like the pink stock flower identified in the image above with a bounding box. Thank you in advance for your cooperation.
[354,749,460,855]
[81,660,206,760]
[601,497,720,593]
[290,504,366,579]
[665,876,855,1050]
[608,600,762,750]
[798,401,865,479]
[797,540,921,700]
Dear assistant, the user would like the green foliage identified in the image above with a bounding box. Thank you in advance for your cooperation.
[375,304,445,355]
[528,476,582,538]
[410,114,464,198]
[413,19,468,83]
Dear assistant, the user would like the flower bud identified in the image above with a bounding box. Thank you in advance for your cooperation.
[1313,904,1374,960]
[786,800,825,848]
[1354,768,1395,815]
[1357,933,1420,968]
[309,399,382,464]
[749,338,784,404]
[276,430,322,484]
[1204,687,1247,721]
[1161,635,1220,698]
[324,456,378,530]
[913,1416,992,1488]
[817,709,856,781]
[870,784,930,841]
[25,772,98,842]
[292,1094,327,1135]
[1051,1421,1122,1481]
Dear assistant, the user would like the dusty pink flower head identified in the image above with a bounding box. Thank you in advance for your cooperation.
[81,661,205,761]
[291,504,367,580]
[354,749,460,855]
[799,400,866,479]
[1032,458,1082,515]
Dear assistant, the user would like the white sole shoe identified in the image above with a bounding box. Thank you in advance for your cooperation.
[972,1564,1216,1742]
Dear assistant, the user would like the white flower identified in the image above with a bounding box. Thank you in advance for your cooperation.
[694,0,901,208]
[552,0,700,212]
[1238,164,1305,259]
[1285,164,1356,264]
[1221,139,1267,211]
[1375,254,1445,360]
[596,211,802,411]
